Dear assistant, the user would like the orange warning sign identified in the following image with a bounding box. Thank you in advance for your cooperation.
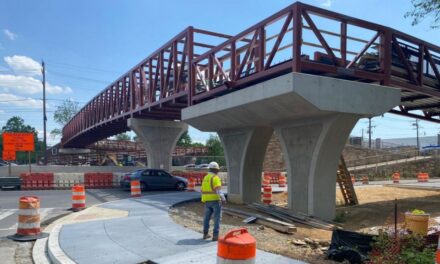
[3,132,35,151]
[2,150,16,161]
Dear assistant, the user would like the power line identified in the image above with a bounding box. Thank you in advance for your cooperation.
[48,70,110,84]
[44,60,119,74]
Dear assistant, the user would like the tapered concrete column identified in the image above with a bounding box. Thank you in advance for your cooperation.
[276,114,359,221]
[219,127,273,204]
[128,118,187,171]
[182,72,401,221]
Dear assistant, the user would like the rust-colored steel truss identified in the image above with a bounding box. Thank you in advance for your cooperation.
[62,2,440,148]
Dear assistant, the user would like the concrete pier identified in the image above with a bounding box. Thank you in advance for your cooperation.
[183,72,400,221]
[128,118,187,171]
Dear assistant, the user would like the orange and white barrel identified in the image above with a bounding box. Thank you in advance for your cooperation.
[72,185,86,211]
[186,177,195,192]
[262,174,270,187]
[278,174,286,187]
[17,196,41,236]
[262,186,272,205]
[351,174,355,184]
[217,228,256,264]
[131,180,141,197]
[392,172,400,184]
[362,176,369,185]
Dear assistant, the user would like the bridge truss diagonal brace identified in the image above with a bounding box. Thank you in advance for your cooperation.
[219,127,274,204]
[275,114,359,221]
[128,118,188,171]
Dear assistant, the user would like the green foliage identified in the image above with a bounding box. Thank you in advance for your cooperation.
[206,134,223,156]
[177,131,192,147]
[2,116,37,134]
[115,133,131,141]
[405,0,440,28]
[369,232,435,264]
[191,142,205,147]
[51,99,79,136]
[333,210,348,223]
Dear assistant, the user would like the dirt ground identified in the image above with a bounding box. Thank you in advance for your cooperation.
[169,186,440,263]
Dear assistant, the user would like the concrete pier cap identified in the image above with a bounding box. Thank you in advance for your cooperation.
[183,72,400,221]
[128,118,188,171]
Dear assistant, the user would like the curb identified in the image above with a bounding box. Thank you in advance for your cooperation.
[32,202,127,264]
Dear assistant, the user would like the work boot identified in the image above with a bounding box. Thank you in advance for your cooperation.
[203,233,211,239]
[212,234,218,241]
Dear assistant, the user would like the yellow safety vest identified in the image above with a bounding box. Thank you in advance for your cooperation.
[201,173,221,202]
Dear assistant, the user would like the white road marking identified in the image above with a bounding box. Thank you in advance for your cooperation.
[0,209,16,221]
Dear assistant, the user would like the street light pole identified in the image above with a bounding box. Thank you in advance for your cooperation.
[42,60,47,165]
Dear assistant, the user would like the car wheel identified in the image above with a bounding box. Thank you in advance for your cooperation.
[140,182,147,191]
[176,181,185,191]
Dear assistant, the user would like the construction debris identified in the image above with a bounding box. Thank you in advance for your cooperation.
[247,203,337,230]
[222,207,296,234]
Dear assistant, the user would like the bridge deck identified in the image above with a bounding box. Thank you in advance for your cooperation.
[62,2,440,148]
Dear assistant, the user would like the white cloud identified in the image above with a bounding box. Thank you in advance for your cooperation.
[5,55,41,76]
[0,93,43,108]
[3,29,17,40]
[320,0,333,7]
[0,74,72,95]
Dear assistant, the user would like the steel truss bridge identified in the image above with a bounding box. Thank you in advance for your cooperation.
[62,2,440,148]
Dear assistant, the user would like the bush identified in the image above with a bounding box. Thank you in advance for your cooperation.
[368,232,435,264]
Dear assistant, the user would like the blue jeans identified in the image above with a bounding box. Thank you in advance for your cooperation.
[203,201,221,236]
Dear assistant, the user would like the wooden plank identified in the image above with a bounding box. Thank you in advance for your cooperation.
[223,207,296,234]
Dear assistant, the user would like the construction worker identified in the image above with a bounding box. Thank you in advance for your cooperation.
[201,161,226,241]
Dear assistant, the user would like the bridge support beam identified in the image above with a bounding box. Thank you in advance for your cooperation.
[275,114,358,220]
[183,72,400,221]
[219,127,273,204]
[128,118,187,171]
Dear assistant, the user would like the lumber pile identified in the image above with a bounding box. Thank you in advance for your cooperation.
[223,207,296,234]
[247,203,338,231]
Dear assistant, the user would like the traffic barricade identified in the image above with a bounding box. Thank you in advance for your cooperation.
[278,174,286,187]
[417,172,429,182]
[187,177,196,192]
[131,181,141,197]
[392,172,400,184]
[362,176,369,185]
[262,186,272,204]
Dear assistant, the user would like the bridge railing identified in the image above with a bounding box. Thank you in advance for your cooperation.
[190,2,440,105]
[62,27,230,146]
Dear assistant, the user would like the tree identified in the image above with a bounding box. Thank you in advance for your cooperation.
[115,133,131,141]
[405,0,440,28]
[191,142,205,147]
[177,131,192,147]
[2,116,37,133]
[51,99,79,136]
[206,134,223,156]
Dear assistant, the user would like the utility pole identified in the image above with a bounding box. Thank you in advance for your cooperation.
[361,129,364,147]
[367,118,375,149]
[42,61,47,165]
[412,119,420,153]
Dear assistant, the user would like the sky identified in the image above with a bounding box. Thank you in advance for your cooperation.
[0,0,439,146]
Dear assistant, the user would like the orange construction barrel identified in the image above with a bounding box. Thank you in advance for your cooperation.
[217,228,256,264]
[186,177,195,192]
[72,185,86,211]
[8,196,48,241]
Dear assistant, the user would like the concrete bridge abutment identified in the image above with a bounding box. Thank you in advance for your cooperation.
[183,72,401,221]
[128,118,187,171]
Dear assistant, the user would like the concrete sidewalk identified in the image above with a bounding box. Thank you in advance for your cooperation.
[43,192,305,264]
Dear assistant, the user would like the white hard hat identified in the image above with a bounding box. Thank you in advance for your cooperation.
[208,161,220,170]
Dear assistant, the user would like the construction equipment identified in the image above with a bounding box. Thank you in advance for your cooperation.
[337,155,358,206]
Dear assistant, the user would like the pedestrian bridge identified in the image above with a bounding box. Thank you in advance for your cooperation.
[61,2,440,221]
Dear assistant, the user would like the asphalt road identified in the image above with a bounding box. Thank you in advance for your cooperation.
[0,188,134,238]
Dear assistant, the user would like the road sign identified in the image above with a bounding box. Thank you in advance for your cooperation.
[2,150,16,161]
[2,132,35,151]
